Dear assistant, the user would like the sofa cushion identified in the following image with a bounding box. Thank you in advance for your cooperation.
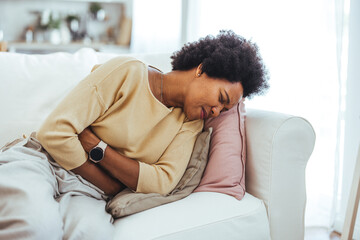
[106,128,212,218]
[113,192,270,240]
[194,101,246,200]
[0,48,99,147]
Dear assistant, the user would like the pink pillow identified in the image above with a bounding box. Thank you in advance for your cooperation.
[194,100,246,200]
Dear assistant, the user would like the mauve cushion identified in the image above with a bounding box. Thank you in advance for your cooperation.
[194,100,246,200]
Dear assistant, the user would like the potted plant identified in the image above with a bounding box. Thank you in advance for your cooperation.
[47,13,62,44]
[89,2,105,21]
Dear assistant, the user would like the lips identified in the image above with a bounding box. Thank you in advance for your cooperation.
[201,107,208,120]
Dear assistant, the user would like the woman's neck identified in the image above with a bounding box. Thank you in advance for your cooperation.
[162,68,195,108]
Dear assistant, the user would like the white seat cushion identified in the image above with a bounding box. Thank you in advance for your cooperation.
[113,192,270,240]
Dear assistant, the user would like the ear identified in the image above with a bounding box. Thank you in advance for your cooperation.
[195,63,203,77]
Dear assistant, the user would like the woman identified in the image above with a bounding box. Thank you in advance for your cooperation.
[0,30,268,239]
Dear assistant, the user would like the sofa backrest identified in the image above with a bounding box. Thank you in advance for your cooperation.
[0,48,172,147]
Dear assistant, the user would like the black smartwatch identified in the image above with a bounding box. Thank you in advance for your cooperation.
[89,140,107,163]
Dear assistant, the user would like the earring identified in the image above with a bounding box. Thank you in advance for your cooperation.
[197,73,201,77]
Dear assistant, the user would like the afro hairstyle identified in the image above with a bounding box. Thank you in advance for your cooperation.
[171,30,269,98]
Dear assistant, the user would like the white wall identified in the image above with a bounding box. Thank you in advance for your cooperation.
[130,0,182,54]
[334,0,360,236]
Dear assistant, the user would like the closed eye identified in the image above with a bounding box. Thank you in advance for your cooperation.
[219,92,226,104]
[224,91,230,104]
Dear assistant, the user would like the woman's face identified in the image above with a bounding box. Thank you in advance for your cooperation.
[184,73,243,121]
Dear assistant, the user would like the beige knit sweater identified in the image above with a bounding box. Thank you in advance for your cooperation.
[37,56,203,194]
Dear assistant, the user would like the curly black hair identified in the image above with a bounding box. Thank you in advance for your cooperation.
[171,30,269,98]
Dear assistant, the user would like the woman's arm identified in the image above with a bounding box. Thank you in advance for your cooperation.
[72,161,126,196]
[78,117,202,195]
[99,148,139,191]
[77,128,139,191]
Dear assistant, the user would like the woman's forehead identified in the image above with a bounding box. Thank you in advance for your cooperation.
[224,81,243,102]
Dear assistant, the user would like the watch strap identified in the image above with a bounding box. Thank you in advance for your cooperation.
[97,140,107,151]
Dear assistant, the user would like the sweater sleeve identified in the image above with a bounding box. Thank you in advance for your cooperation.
[136,119,203,195]
[37,57,145,170]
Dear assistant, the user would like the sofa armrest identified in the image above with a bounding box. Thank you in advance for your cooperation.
[245,108,315,240]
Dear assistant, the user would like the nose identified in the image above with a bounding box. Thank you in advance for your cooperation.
[210,105,224,118]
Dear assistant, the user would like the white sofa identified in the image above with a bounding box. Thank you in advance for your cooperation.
[0,48,315,240]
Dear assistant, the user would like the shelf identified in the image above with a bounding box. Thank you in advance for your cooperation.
[7,41,130,54]
[0,0,129,2]
[0,0,133,50]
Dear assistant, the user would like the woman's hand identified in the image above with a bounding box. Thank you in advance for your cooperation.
[78,127,100,153]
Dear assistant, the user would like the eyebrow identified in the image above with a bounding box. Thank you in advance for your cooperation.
[224,90,230,104]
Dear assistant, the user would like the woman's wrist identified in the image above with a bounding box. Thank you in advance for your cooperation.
[78,127,101,152]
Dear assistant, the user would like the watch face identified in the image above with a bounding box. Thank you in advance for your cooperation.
[90,147,103,162]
